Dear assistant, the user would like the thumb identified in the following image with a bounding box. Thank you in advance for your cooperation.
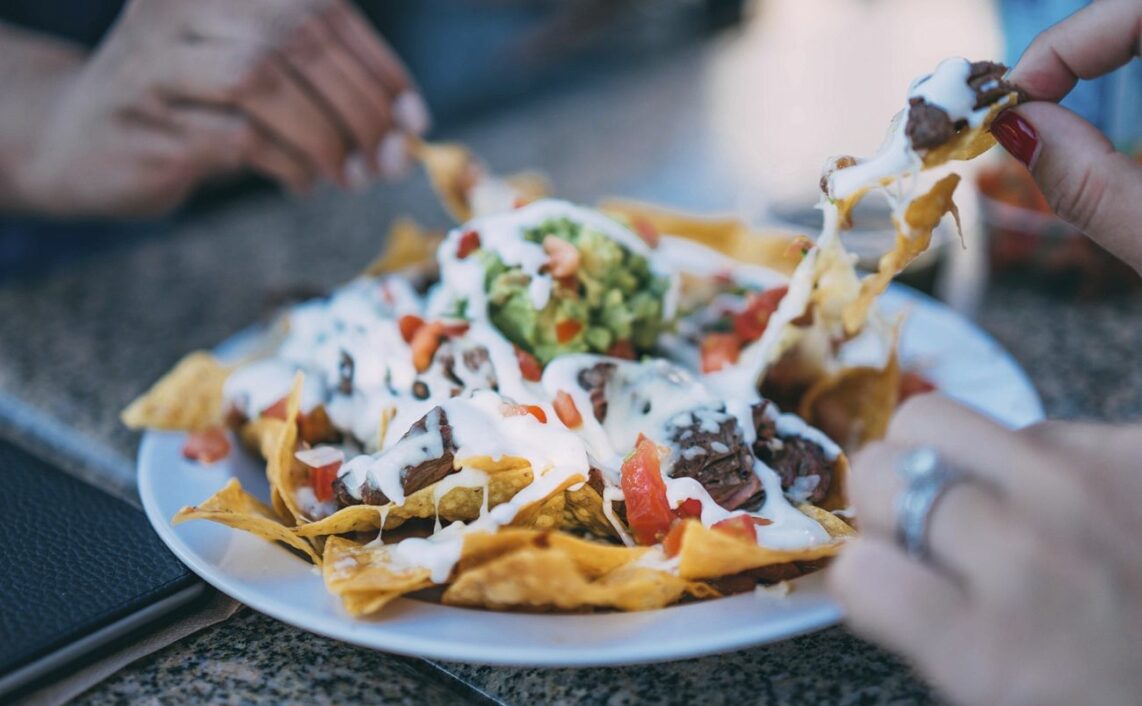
[991,102,1142,274]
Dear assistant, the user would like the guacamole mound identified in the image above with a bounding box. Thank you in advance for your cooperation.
[479,216,670,365]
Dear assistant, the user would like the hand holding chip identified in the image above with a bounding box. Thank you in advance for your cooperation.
[15,0,428,217]
[829,394,1142,706]
[993,0,1142,273]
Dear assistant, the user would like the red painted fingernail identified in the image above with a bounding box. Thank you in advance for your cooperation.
[991,110,1039,168]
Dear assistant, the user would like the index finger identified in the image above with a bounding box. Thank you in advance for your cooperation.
[1008,0,1142,102]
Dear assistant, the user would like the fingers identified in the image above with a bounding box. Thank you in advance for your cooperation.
[828,536,967,660]
[166,103,314,195]
[277,18,397,180]
[991,103,1142,272]
[1008,0,1142,102]
[849,440,1016,591]
[326,0,431,134]
[887,396,1078,512]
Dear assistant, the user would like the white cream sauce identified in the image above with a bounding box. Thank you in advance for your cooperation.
[826,57,1013,201]
[224,197,858,583]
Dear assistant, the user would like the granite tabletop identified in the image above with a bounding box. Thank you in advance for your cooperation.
[3,41,1141,706]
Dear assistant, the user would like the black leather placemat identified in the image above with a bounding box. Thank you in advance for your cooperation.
[0,436,195,676]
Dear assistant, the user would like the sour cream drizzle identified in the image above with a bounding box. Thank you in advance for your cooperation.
[826,57,1013,202]
[223,198,856,582]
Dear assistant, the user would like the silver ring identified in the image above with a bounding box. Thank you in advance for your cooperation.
[894,447,966,562]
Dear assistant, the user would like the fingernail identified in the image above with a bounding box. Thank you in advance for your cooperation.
[991,110,1039,168]
[343,153,370,192]
[377,132,411,180]
[393,92,431,135]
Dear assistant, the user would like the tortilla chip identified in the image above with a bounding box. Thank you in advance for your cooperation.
[505,171,551,207]
[363,217,443,277]
[265,373,308,525]
[294,465,537,538]
[600,199,803,275]
[799,354,901,451]
[411,140,479,222]
[322,537,433,616]
[444,530,715,612]
[921,96,1018,168]
[121,352,229,431]
[172,478,321,564]
[798,503,857,538]
[675,519,846,581]
[562,483,619,538]
[841,174,960,335]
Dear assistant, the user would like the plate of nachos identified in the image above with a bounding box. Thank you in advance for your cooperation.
[125,58,1042,665]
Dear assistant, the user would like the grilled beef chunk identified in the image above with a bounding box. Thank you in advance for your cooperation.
[751,401,832,504]
[967,60,1017,109]
[906,61,1016,152]
[906,98,957,151]
[332,408,457,508]
[666,407,760,511]
[577,362,617,422]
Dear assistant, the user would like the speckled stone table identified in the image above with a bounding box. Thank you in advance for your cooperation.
[3,43,1140,706]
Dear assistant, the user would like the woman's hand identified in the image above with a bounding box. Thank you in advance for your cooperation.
[828,394,1142,706]
[991,0,1142,272]
[15,0,428,218]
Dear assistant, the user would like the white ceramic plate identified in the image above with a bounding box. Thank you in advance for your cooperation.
[138,285,1043,666]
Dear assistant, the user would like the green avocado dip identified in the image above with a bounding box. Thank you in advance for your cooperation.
[478,216,670,365]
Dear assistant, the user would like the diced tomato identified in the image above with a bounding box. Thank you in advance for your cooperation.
[311,462,341,502]
[677,498,702,519]
[502,404,548,424]
[753,517,774,527]
[261,397,289,420]
[700,333,743,373]
[553,390,583,428]
[411,322,445,372]
[440,320,470,338]
[899,371,937,404]
[456,229,481,259]
[631,216,660,248]
[399,314,425,343]
[182,427,231,464]
[512,196,528,209]
[712,515,758,544]
[663,520,688,558]
[555,319,582,344]
[620,436,674,545]
[732,286,788,342]
[514,346,543,381]
[543,235,581,278]
[606,339,636,360]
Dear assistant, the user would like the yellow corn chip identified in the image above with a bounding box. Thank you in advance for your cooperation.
[841,174,960,335]
[121,352,229,431]
[322,537,433,616]
[676,519,846,581]
[265,373,308,525]
[800,354,902,452]
[363,217,443,277]
[172,478,320,564]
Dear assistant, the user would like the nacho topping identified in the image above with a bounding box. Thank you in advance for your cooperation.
[824,57,1018,202]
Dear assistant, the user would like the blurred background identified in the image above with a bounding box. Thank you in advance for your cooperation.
[1,0,1139,302]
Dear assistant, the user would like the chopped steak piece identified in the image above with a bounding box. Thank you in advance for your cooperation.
[666,406,760,511]
[333,408,457,508]
[967,60,1017,109]
[577,362,617,422]
[905,98,957,151]
[906,61,1017,152]
[751,401,833,504]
